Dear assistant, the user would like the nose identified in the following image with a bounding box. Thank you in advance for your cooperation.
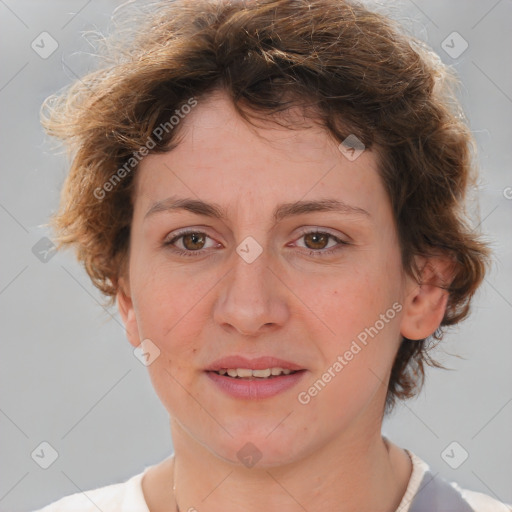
[213,245,289,337]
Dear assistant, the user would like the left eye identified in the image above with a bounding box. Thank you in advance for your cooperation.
[163,229,347,257]
[295,230,343,251]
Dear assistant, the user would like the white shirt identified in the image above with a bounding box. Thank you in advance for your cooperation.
[32,450,511,512]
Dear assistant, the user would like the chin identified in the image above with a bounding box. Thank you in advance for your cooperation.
[202,427,316,469]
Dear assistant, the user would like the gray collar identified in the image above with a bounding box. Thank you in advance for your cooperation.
[408,470,474,511]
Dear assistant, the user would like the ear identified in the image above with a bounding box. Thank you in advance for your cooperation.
[400,254,456,341]
[117,275,141,348]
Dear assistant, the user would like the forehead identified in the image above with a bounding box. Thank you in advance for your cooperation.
[139,90,343,175]
[133,90,388,222]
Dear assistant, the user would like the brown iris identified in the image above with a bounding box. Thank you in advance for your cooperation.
[303,232,330,250]
[181,232,206,250]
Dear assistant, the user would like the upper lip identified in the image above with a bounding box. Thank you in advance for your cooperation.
[205,356,304,372]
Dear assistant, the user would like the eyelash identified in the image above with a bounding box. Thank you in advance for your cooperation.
[163,228,349,258]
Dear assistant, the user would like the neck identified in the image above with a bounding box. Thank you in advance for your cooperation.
[170,423,411,512]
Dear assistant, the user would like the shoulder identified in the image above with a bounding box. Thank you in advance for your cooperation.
[32,468,149,512]
[404,450,511,512]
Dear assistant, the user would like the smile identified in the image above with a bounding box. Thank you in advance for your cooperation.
[214,367,297,378]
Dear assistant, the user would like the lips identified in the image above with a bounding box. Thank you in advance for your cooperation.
[204,355,307,399]
[206,369,306,399]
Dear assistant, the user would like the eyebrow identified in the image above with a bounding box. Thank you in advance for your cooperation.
[144,196,370,223]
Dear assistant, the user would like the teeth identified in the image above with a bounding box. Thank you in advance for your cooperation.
[216,367,296,378]
[236,368,253,378]
[252,368,271,378]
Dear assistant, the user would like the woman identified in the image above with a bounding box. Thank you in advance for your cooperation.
[35,0,509,510]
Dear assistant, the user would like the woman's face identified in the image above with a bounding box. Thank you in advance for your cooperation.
[119,90,419,466]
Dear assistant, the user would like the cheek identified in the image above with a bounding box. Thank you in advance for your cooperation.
[131,265,207,404]
[131,259,217,355]
[301,278,402,423]
[313,267,398,336]
[309,264,403,384]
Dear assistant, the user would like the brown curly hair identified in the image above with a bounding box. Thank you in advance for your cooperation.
[41,0,490,415]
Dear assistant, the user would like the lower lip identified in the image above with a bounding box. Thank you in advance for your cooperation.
[206,370,307,399]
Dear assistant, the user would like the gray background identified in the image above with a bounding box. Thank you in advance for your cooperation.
[0,1,510,510]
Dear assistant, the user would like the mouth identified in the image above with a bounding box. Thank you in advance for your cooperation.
[204,356,307,399]
[210,367,302,379]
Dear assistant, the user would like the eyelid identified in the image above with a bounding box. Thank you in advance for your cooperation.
[163,225,219,240]
[294,226,349,242]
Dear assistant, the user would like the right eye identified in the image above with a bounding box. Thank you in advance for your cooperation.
[163,230,222,257]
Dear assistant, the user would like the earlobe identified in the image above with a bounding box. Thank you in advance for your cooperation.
[400,255,455,341]
[116,276,141,348]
